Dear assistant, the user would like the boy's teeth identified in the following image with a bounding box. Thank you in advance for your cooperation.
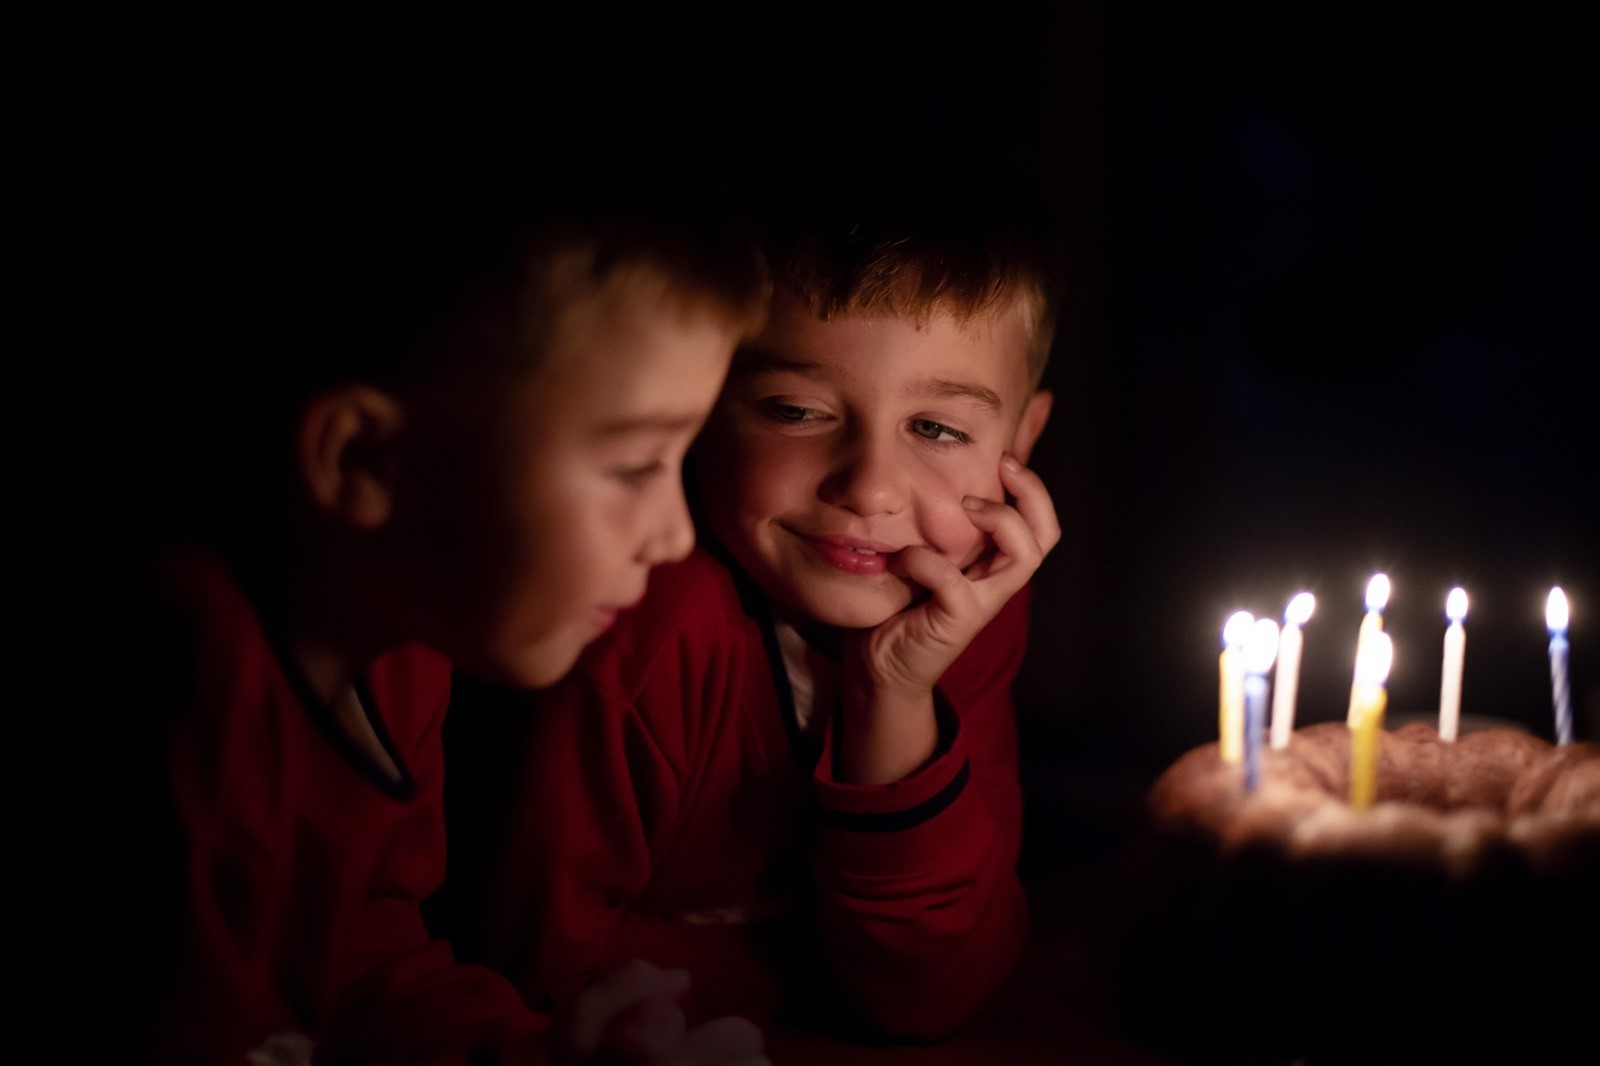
[851,547,878,555]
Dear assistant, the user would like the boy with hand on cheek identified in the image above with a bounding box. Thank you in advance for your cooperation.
[93,111,773,1066]
[446,152,1059,1041]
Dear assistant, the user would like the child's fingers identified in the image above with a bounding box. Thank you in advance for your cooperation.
[960,496,1044,588]
[999,453,1061,553]
[570,960,690,1054]
[595,994,689,1060]
[892,544,978,615]
[656,1015,767,1066]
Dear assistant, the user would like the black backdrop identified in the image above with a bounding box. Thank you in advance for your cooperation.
[15,1,1595,879]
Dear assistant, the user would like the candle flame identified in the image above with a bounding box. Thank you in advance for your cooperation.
[1245,617,1281,675]
[1364,573,1391,612]
[1223,610,1254,647]
[1286,591,1316,626]
[1546,587,1569,633]
[1446,587,1468,623]
[1355,631,1393,686]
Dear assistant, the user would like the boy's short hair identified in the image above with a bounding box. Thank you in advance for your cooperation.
[159,103,767,543]
[185,107,767,398]
[745,144,1060,388]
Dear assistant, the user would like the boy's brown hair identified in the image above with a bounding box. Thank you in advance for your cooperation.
[162,106,768,547]
[746,143,1060,388]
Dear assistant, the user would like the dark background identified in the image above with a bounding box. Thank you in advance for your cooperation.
[14,2,1596,881]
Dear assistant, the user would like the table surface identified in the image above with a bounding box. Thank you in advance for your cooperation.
[761,868,1178,1066]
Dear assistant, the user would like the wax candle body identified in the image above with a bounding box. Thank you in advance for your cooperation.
[1547,588,1572,747]
[1349,684,1388,810]
[1550,633,1572,746]
[1439,620,1465,741]
[1244,673,1268,790]
[1270,624,1303,750]
[1219,646,1244,763]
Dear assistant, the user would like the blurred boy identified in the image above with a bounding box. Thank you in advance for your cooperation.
[95,109,772,1065]
[446,153,1060,1041]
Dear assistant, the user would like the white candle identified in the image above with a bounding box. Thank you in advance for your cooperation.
[1270,592,1315,750]
[1243,617,1280,792]
[1348,573,1390,725]
[1438,587,1468,742]
[1547,587,1572,746]
[1219,611,1253,763]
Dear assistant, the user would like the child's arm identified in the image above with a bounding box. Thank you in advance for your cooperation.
[813,454,1056,1039]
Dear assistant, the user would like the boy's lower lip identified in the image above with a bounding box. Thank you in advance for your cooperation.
[804,536,893,575]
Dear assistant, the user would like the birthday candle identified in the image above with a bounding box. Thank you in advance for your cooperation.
[1348,631,1393,811]
[1438,587,1468,742]
[1243,617,1280,792]
[1219,611,1253,763]
[1347,573,1390,725]
[1547,587,1572,746]
[1270,592,1315,750]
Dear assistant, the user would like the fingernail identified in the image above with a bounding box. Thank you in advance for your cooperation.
[963,495,984,510]
[1002,453,1022,471]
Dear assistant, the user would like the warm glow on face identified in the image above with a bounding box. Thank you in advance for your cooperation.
[1365,573,1391,612]
[1355,631,1393,686]
[1244,617,1281,675]
[1446,587,1469,623]
[1224,610,1255,648]
[1286,591,1316,627]
[1547,587,1569,633]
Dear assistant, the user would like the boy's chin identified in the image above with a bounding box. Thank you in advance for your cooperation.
[458,638,586,691]
[789,588,912,631]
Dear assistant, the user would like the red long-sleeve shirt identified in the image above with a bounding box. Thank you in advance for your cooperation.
[158,548,546,1064]
[466,547,1029,1041]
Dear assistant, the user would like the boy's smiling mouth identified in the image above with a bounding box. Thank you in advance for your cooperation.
[799,533,903,576]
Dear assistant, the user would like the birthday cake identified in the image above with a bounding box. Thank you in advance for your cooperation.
[1089,721,1600,1062]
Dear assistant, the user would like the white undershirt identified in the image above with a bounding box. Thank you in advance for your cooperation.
[331,682,402,785]
[772,617,838,740]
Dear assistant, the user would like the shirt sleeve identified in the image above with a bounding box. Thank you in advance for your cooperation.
[808,586,1032,1040]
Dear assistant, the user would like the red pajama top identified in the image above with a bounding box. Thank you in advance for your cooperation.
[463,547,1030,1041]
[157,548,546,1065]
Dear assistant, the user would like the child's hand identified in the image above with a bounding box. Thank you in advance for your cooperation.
[839,453,1058,784]
[567,959,769,1066]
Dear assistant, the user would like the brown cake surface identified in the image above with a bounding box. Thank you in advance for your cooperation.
[1090,722,1600,1063]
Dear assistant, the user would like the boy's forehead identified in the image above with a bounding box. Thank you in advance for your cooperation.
[738,300,1035,404]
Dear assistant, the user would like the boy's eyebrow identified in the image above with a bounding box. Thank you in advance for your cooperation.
[906,378,1004,414]
[593,413,706,436]
[733,350,822,377]
[738,352,1004,413]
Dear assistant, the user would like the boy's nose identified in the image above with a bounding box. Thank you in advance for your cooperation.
[642,477,697,566]
[818,434,909,517]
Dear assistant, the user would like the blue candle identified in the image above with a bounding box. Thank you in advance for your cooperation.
[1547,587,1572,746]
[1243,617,1281,792]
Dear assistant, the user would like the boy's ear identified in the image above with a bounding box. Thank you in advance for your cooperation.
[1010,389,1053,465]
[296,385,407,531]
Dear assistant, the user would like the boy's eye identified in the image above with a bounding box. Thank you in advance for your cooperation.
[761,401,823,424]
[612,460,665,487]
[909,418,972,444]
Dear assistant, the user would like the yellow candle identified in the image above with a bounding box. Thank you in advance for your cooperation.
[1347,573,1390,725]
[1270,592,1315,750]
[1438,587,1468,741]
[1348,631,1393,810]
[1219,611,1252,763]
